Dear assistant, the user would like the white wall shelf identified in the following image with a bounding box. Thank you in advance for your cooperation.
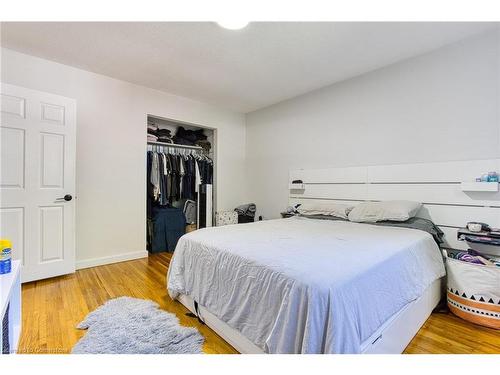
[460,181,499,192]
[289,183,305,190]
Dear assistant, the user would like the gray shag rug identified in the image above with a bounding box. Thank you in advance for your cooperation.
[72,296,204,354]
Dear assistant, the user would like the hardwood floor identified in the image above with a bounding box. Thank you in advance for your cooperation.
[19,254,500,354]
[19,253,237,354]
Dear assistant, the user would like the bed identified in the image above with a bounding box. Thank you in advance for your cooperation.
[167,159,500,353]
[167,216,445,353]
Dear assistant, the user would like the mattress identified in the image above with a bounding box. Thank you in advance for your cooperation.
[167,217,445,353]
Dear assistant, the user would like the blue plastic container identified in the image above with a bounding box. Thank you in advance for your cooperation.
[0,239,12,274]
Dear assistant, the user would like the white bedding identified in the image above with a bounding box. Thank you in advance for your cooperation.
[167,217,445,353]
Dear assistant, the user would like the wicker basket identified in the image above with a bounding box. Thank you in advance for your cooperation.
[446,257,500,329]
[215,211,238,227]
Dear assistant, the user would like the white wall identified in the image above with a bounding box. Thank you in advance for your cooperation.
[245,30,500,220]
[1,48,247,267]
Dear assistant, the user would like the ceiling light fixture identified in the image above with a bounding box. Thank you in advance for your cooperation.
[216,20,249,30]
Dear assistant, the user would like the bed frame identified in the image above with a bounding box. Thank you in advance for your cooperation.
[177,159,500,353]
[179,278,442,354]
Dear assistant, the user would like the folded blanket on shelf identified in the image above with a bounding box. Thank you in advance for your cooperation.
[147,125,158,135]
[174,126,208,145]
[147,134,158,142]
[157,137,173,144]
[157,128,172,137]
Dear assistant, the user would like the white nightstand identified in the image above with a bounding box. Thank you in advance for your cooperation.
[1,260,21,354]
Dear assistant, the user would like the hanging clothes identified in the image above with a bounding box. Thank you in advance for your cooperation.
[168,153,180,201]
[147,151,213,204]
[196,158,213,185]
[147,151,153,220]
[146,146,213,252]
[179,157,185,198]
[194,159,201,193]
[151,152,160,201]
[181,155,197,201]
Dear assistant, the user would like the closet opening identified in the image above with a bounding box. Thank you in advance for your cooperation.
[146,114,216,253]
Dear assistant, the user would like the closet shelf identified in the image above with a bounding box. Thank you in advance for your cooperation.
[147,141,203,150]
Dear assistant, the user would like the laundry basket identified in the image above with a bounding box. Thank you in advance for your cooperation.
[215,211,238,227]
[446,257,500,329]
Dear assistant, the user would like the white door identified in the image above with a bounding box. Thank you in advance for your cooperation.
[0,83,76,282]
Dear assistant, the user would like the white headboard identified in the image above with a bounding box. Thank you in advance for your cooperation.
[289,159,500,250]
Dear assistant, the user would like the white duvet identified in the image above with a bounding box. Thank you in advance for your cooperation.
[167,217,445,353]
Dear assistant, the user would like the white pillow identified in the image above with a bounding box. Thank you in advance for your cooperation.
[347,200,422,223]
[297,203,354,219]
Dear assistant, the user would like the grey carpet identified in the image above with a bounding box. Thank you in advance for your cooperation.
[72,296,204,354]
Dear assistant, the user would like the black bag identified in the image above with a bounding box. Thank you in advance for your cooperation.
[238,215,254,224]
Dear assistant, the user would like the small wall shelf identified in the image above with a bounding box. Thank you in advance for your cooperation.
[289,183,305,190]
[460,181,499,192]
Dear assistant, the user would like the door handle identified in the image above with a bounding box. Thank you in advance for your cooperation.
[55,194,73,202]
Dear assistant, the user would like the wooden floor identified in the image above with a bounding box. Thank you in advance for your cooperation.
[19,253,500,354]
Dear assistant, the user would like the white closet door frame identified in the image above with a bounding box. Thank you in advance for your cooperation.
[1,83,76,282]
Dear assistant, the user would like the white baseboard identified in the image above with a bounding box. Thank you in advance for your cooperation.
[76,250,149,270]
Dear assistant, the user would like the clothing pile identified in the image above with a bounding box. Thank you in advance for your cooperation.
[147,124,174,144]
[173,126,212,152]
[448,249,500,267]
[234,203,257,223]
[196,139,211,154]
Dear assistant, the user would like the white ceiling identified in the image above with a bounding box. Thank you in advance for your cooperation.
[1,22,497,113]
